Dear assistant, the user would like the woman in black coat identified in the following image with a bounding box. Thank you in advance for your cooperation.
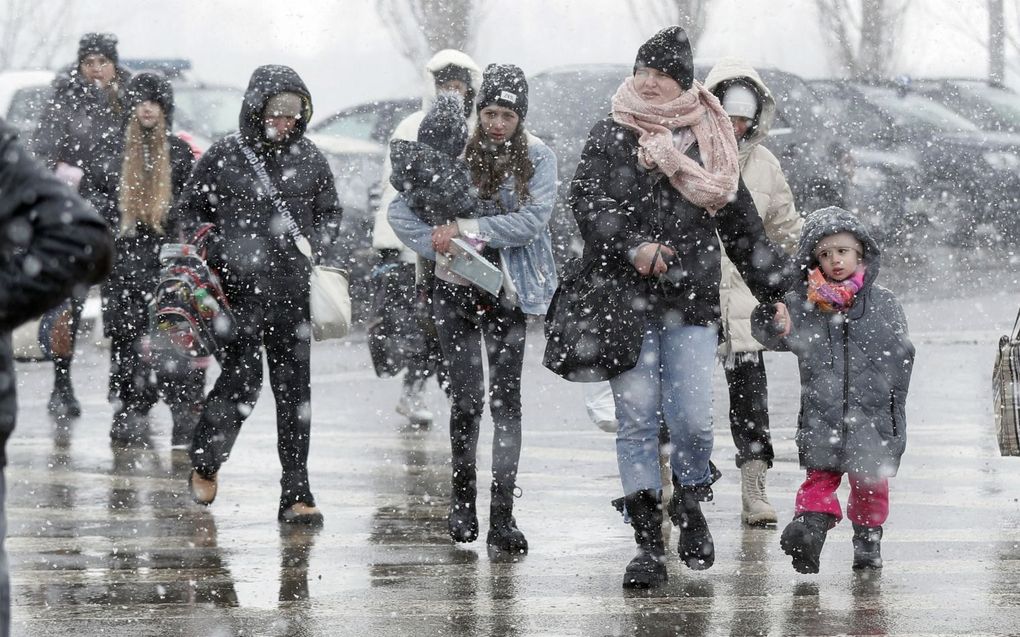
[31,33,131,419]
[175,65,342,526]
[567,26,789,588]
[82,73,204,447]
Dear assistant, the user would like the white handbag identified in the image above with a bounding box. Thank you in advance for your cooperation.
[235,135,351,340]
[309,265,351,340]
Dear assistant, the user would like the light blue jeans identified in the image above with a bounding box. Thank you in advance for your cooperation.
[611,318,718,496]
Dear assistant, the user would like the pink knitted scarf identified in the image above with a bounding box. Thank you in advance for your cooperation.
[611,77,740,214]
[807,266,866,313]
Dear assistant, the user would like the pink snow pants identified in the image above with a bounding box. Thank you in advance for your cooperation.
[794,469,889,526]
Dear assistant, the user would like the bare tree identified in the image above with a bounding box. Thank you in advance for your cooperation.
[814,0,911,80]
[991,0,1006,84]
[0,0,74,71]
[375,0,485,72]
[625,0,709,48]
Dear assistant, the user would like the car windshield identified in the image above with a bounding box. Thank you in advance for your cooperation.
[173,85,243,140]
[858,86,979,132]
[527,67,628,144]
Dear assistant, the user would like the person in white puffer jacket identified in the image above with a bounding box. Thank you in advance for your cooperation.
[370,50,482,428]
[705,57,803,526]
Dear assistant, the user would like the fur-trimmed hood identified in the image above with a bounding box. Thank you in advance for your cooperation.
[704,57,777,163]
[420,49,483,113]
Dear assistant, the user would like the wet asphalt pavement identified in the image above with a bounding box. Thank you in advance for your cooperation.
[7,246,1020,636]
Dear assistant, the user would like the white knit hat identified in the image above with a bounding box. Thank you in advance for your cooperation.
[722,84,759,119]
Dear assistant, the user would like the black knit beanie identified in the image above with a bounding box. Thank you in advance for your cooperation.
[433,64,475,119]
[634,26,693,90]
[477,64,528,120]
[78,33,119,65]
[418,92,467,158]
[127,73,175,126]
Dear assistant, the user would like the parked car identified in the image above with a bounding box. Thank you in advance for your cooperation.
[526,63,852,268]
[0,69,56,136]
[910,78,1020,134]
[810,79,1020,245]
[310,98,419,144]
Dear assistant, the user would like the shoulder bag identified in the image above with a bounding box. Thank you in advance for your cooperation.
[234,135,350,340]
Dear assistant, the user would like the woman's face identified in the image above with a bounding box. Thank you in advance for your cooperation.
[479,105,520,144]
[634,66,683,105]
[80,54,116,88]
[134,100,163,130]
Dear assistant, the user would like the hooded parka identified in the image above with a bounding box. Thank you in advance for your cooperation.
[175,64,342,298]
[704,58,803,360]
[751,207,914,476]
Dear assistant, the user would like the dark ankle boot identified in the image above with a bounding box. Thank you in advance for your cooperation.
[48,357,81,418]
[447,469,478,543]
[781,512,838,574]
[486,483,528,557]
[668,486,715,570]
[852,524,883,569]
[622,489,667,589]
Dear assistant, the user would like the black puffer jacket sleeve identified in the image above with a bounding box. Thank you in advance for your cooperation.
[0,121,113,331]
[716,178,795,304]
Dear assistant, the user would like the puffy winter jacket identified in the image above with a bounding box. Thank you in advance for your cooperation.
[751,206,914,476]
[373,49,483,257]
[0,120,113,464]
[388,132,559,315]
[174,65,342,300]
[705,58,803,359]
[31,63,132,185]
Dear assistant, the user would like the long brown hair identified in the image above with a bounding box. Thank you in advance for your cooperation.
[464,122,534,203]
[118,111,172,235]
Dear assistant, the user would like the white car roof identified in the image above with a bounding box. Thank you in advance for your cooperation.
[0,70,55,116]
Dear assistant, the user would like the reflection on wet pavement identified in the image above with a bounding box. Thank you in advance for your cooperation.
[6,252,1020,635]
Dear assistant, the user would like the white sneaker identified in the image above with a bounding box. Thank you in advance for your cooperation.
[396,386,434,425]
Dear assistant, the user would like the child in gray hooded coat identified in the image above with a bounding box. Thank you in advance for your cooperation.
[752,206,914,574]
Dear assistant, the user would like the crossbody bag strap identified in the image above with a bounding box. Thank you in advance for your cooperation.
[232,134,315,267]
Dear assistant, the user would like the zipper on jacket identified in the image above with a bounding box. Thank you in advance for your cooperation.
[889,390,898,437]
[842,318,850,442]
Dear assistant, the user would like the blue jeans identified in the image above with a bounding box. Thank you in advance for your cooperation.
[611,319,718,496]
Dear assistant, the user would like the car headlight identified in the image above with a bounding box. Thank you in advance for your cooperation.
[983,151,1020,171]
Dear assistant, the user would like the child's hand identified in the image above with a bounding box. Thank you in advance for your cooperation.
[772,302,791,337]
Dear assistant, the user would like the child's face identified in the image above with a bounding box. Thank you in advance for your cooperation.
[814,232,861,282]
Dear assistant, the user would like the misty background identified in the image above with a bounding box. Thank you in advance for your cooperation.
[0,0,1010,118]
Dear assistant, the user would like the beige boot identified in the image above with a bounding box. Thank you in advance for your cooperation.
[189,469,218,506]
[740,460,777,526]
[659,447,673,545]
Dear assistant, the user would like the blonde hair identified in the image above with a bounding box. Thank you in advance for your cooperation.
[118,111,172,235]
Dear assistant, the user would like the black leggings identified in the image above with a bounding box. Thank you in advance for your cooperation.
[432,280,527,496]
[723,352,774,468]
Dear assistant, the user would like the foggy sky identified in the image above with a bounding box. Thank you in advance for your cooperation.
[13,0,995,119]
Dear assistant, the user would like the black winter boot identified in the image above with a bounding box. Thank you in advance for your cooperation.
[486,483,528,558]
[852,524,883,569]
[622,490,667,589]
[447,469,478,543]
[668,486,715,571]
[48,357,81,418]
[780,512,838,574]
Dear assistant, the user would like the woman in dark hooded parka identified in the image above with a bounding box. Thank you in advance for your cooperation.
[752,206,914,574]
[80,72,204,447]
[567,26,789,588]
[175,65,342,526]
